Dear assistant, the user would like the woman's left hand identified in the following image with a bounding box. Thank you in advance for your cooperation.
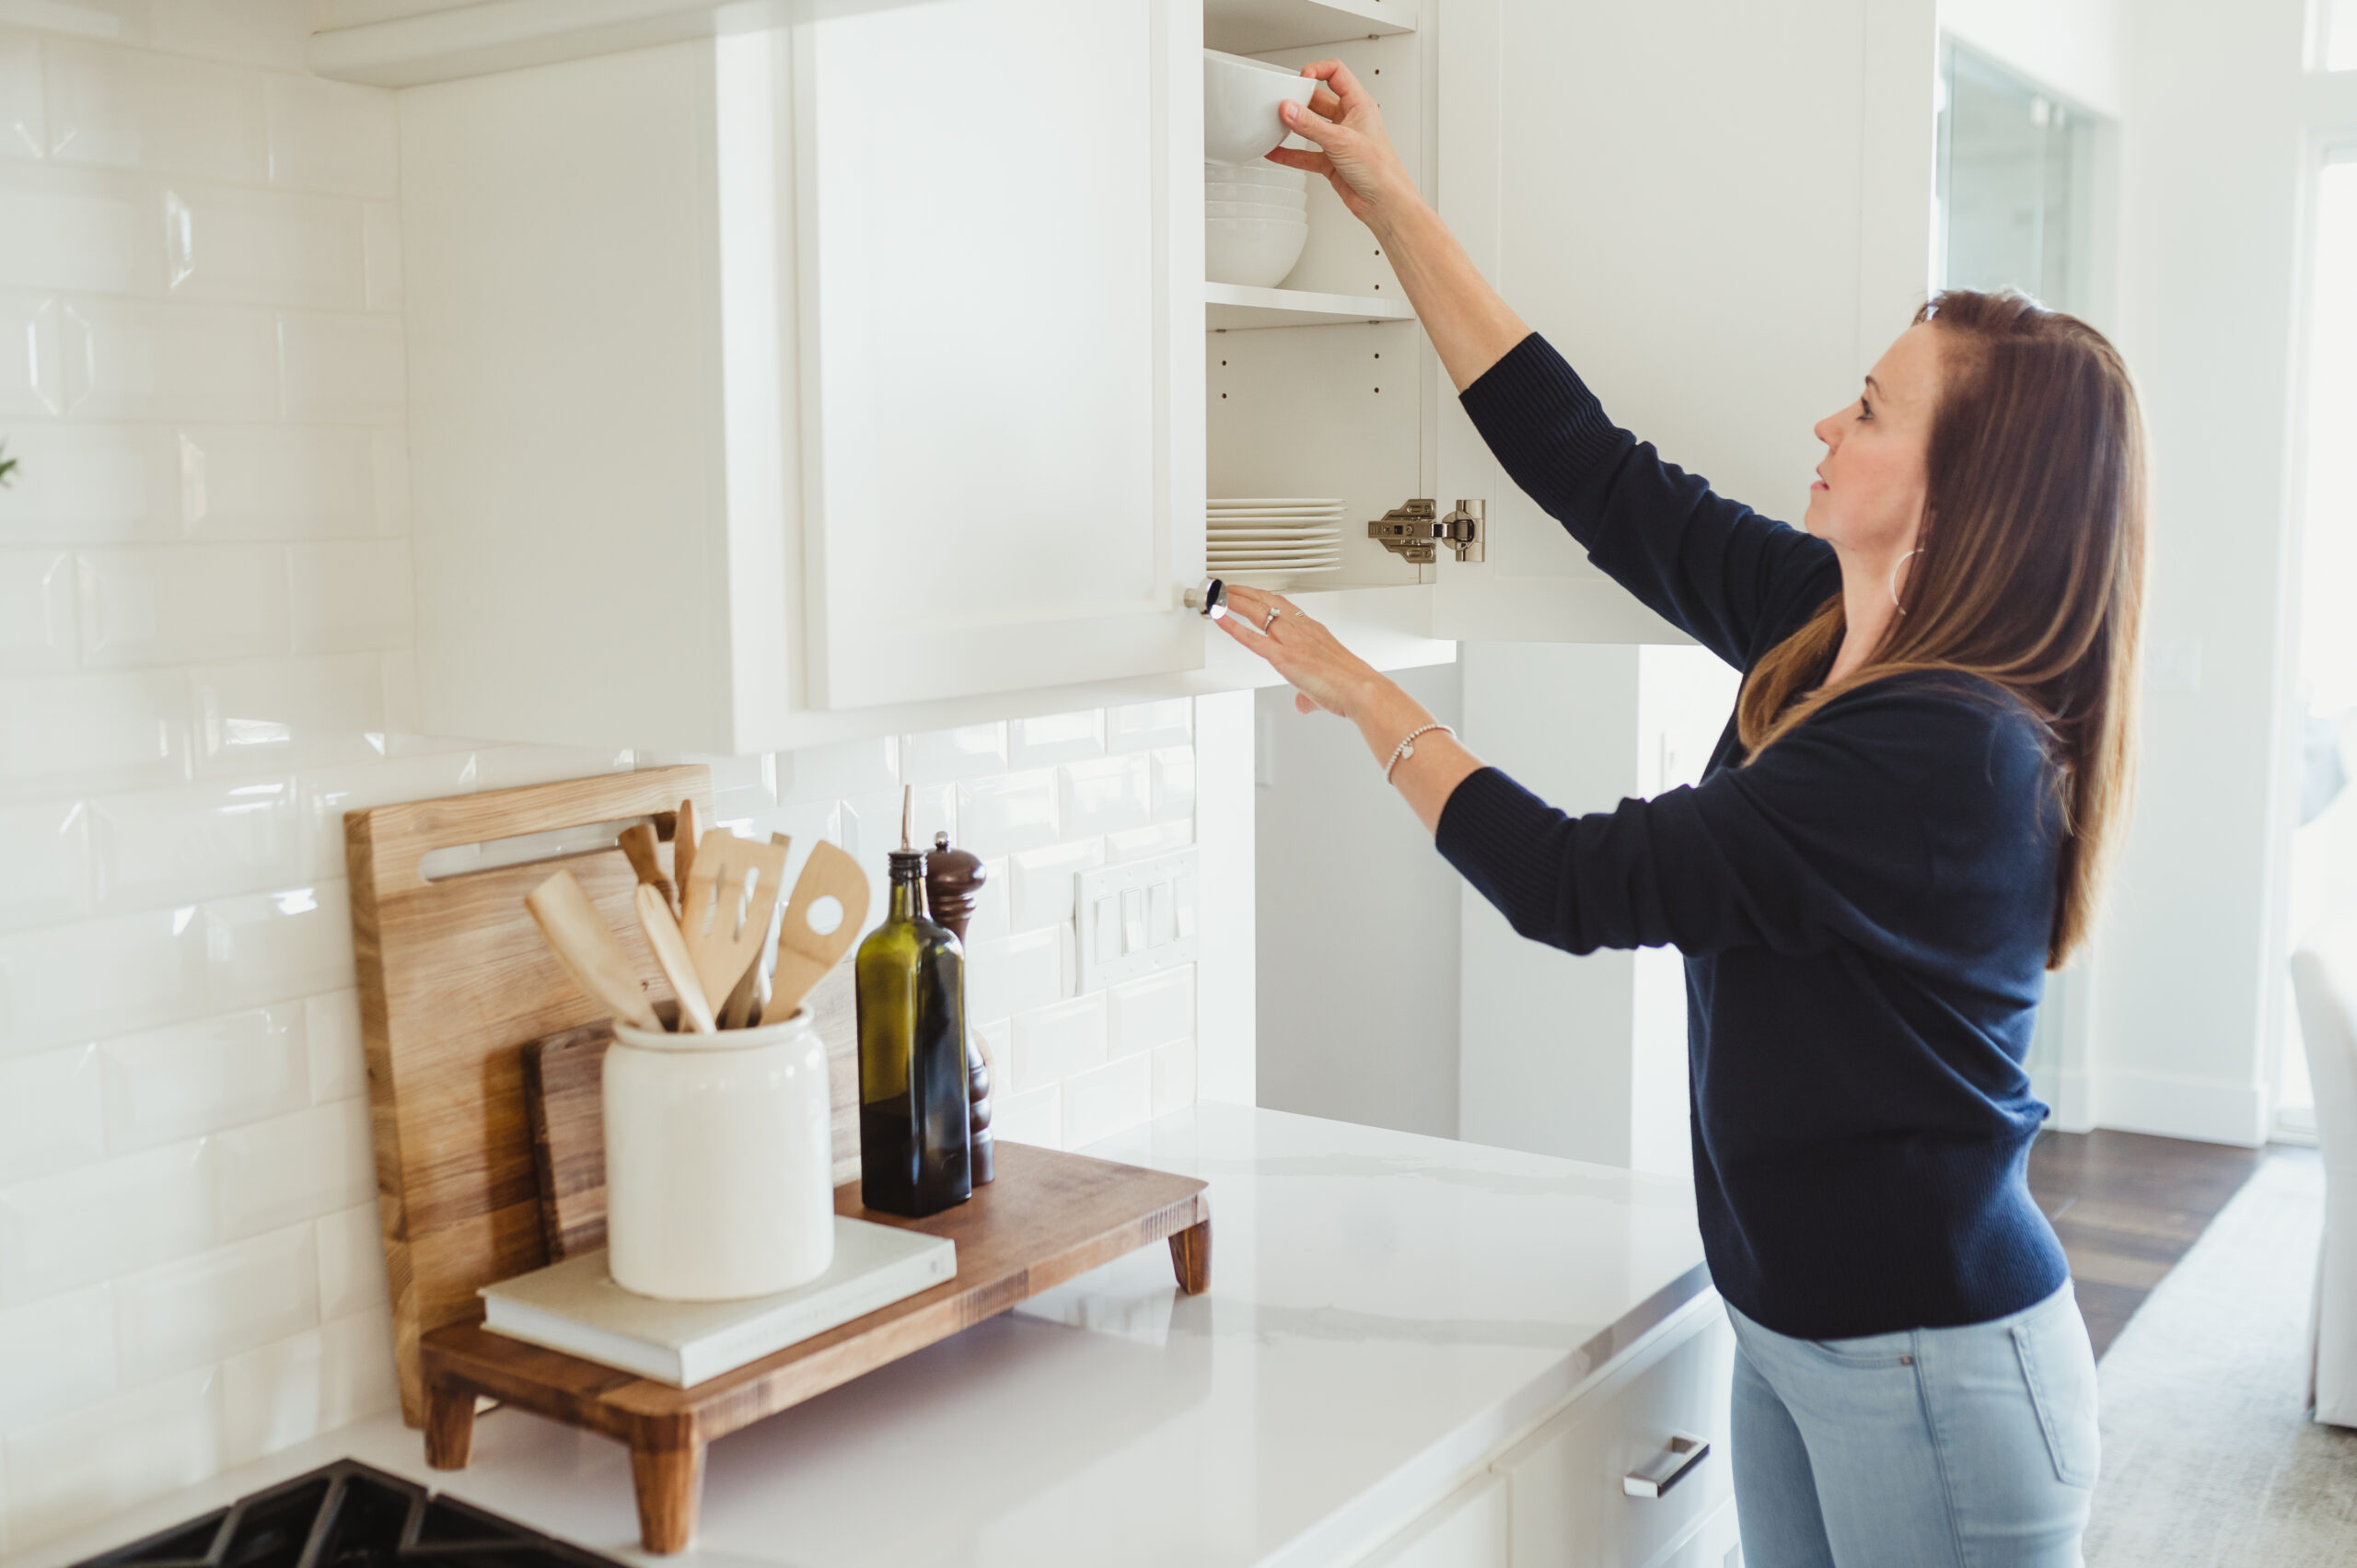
[1213,584,1383,718]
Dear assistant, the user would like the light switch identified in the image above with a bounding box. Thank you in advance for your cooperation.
[1095,895,1120,960]
[1074,847,1200,992]
[1175,873,1197,938]
[1149,878,1176,946]
[1121,887,1147,954]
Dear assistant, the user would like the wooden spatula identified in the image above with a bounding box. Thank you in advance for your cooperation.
[525,870,662,1032]
[636,882,716,1034]
[678,831,791,1014]
[615,822,676,914]
[769,841,871,1019]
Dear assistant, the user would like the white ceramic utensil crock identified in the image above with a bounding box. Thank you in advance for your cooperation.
[604,1008,834,1301]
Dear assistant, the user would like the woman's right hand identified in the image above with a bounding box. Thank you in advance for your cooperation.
[1268,62,1420,233]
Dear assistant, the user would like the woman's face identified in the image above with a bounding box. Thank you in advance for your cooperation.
[1805,321,1940,558]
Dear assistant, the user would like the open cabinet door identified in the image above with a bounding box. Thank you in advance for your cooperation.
[1429,0,1936,645]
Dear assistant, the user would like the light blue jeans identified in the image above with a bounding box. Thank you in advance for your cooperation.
[1725,1282,2099,1567]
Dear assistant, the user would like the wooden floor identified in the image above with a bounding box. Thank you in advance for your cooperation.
[2026,1128,2268,1358]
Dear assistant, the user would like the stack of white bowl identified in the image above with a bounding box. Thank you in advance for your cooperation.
[1206,159,1309,288]
[1207,497,1345,588]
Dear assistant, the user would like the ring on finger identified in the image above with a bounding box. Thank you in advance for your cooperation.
[1260,606,1283,633]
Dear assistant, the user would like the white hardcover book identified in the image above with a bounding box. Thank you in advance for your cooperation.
[480,1217,957,1387]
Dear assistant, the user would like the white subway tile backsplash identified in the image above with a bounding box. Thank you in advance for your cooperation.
[193,652,385,772]
[369,426,406,532]
[303,991,363,1103]
[990,1083,1059,1150]
[276,309,402,422]
[0,903,207,1058]
[360,200,399,312]
[76,542,287,666]
[212,1098,371,1242]
[0,3,148,47]
[0,1283,114,1431]
[965,925,1060,1027]
[1149,746,1195,823]
[59,296,278,421]
[0,798,89,933]
[114,1223,317,1384]
[145,1,311,72]
[1008,838,1103,934]
[43,40,267,182]
[963,854,1008,943]
[166,183,366,309]
[956,768,1057,856]
[1006,710,1102,769]
[779,737,895,802]
[1150,1038,1194,1117]
[0,25,40,160]
[263,74,396,199]
[0,164,161,295]
[0,1138,213,1306]
[1108,965,1192,1057]
[842,783,949,864]
[217,1306,395,1468]
[203,881,354,1012]
[1007,993,1106,1096]
[91,776,297,910]
[1,1365,222,1552]
[0,668,189,797]
[180,424,378,540]
[1061,1051,1152,1149]
[315,1202,384,1319]
[0,423,178,542]
[465,744,631,792]
[1059,753,1150,839]
[1106,819,1191,864]
[899,722,1006,785]
[0,292,60,415]
[0,548,73,672]
[1107,698,1191,753]
[100,1003,308,1152]
[0,1044,103,1184]
[286,539,411,653]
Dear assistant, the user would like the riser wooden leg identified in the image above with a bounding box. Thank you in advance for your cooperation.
[631,1438,707,1554]
[1169,1217,1212,1295]
[423,1379,476,1469]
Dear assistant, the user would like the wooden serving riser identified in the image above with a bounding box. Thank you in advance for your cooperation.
[420,1141,1211,1554]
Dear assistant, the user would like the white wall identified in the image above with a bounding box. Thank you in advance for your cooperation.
[1942,0,2123,114]
[0,6,1213,1550]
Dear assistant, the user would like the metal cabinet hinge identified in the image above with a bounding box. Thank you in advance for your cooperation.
[1368,498,1485,564]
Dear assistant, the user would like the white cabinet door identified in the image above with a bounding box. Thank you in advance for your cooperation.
[797,0,1204,710]
[1431,0,1935,645]
[1358,1473,1512,1568]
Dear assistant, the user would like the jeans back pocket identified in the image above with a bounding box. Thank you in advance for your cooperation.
[2012,1302,2101,1489]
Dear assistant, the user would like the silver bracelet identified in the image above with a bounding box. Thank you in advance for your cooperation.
[1384,723,1455,784]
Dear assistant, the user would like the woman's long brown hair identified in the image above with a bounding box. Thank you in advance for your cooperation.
[1735,290,2149,969]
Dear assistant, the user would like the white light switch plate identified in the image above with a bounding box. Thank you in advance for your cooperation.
[1076,848,1198,992]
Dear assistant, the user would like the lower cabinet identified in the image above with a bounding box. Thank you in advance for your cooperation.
[1358,1474,1512,1568]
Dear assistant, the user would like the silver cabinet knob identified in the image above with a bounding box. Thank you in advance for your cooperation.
[1184,579,1228,620]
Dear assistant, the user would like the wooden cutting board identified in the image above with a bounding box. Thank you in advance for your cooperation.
[345,765,712,1426]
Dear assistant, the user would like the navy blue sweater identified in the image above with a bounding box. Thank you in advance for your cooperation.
[1439,334,2070,1340]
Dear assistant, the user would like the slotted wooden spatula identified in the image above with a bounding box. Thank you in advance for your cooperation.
[769,841,871,1019]
[677,831,791,1012]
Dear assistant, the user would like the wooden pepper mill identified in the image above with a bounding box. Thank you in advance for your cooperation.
[923,830,993,1185]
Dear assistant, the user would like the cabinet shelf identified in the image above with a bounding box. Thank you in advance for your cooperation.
[1203,0,1414,55]
[1205,280,1415,330]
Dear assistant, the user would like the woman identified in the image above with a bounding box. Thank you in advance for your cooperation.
[1224,64,2148,1568]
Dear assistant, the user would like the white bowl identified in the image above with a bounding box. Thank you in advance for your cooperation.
[1204,50,1318,165]
[1206,215,1310,287]
[1208,182,1306,209]
[1207,200,1309,224]
[1206,158,1308,191]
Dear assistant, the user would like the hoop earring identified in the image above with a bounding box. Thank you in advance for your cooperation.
[1889,548,1921,615]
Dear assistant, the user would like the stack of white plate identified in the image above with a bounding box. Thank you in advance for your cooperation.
[1206,160,1309,288]
[1207,497,1345,587]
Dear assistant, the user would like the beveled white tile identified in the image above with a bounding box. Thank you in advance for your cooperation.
[59,297,278,421]
[1149,745,1195,823]
[193,652,385,773]
[1109,964,1192,1056]
[99,1002,308,1151]
[975,1015,1007,1083]
[1008,838,1103,934]
[1106,819,1191,863]
[467,744,632,792]
[91,775,297,910]
[264,74,395,198]
[0,1042,103,1184]
[0,163,161,294]
[1007,710,1103,769]
[955,768,1058,856]
[1107,698,1191,753]
[637,750,773,822]
[166,182,366,309]
[76,542,287,667]
[0,423,177,543]
[369,425,406,532]
[965,925,1059,1028]
[304,989,362,1101]
[0,903,206,1058]
[0,292,60,415]
[179,424,376,540]
[777,736,896,802]
[276,310,402,422]
[1058,753,1150,839]
[202,880,354,1013]
[0,668,189,798]
[989,1083,1059,1150]
[44,39,266,181]
[0,548,73,671]
[1,1365,222,1551]
[361,199,399,311]
[1007,992,1106,1095]
[0,798,90,931]
[842,783,950,862]
[211,1096,371,1241]
[900,722,1006,785]
[295,752,477,880]
[1061,1051,1152,1149]
[286,539,410,653]
[0,3,149,46]
[0,1137,213,1305]
[146,0,310,71]
[315,1201,384,1318]
[0,1283,114,1431]
[217,1305,394,1468]
[963,854,1008,943]
[1150,1037,1194,1116]
[115,1223,317,1385]
[376,644,420,733]
[0,25,41,160]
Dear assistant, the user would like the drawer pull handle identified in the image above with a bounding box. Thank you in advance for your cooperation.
[1623,1433,1710,1498]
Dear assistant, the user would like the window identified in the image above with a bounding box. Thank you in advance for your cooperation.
[1934,42,2101,312]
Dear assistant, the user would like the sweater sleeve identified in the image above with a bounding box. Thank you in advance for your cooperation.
[1434,678,2058,961]
[1459,333,1840,668]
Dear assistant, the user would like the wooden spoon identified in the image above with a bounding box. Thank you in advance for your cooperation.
[635,881,716,1034]
[672,798,700,916]
[615,821,675,914]
[524,870,662,1032]
[769,841,872,1019]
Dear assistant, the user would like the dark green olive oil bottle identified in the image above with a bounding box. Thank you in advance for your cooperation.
[854,842,972,1216]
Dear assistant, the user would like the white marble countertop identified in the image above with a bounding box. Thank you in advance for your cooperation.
[17,1105,1710,1568]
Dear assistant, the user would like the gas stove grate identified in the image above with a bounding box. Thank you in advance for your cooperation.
[71,1458,622,1568]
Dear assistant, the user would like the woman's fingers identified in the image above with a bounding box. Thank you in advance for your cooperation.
[1307,85,1343,119]
[1298,58,1366,108]
[1262,147,1335,180]
[1278,97,1342,150]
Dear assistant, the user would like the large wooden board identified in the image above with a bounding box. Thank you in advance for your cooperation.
[345,766,713,1425]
